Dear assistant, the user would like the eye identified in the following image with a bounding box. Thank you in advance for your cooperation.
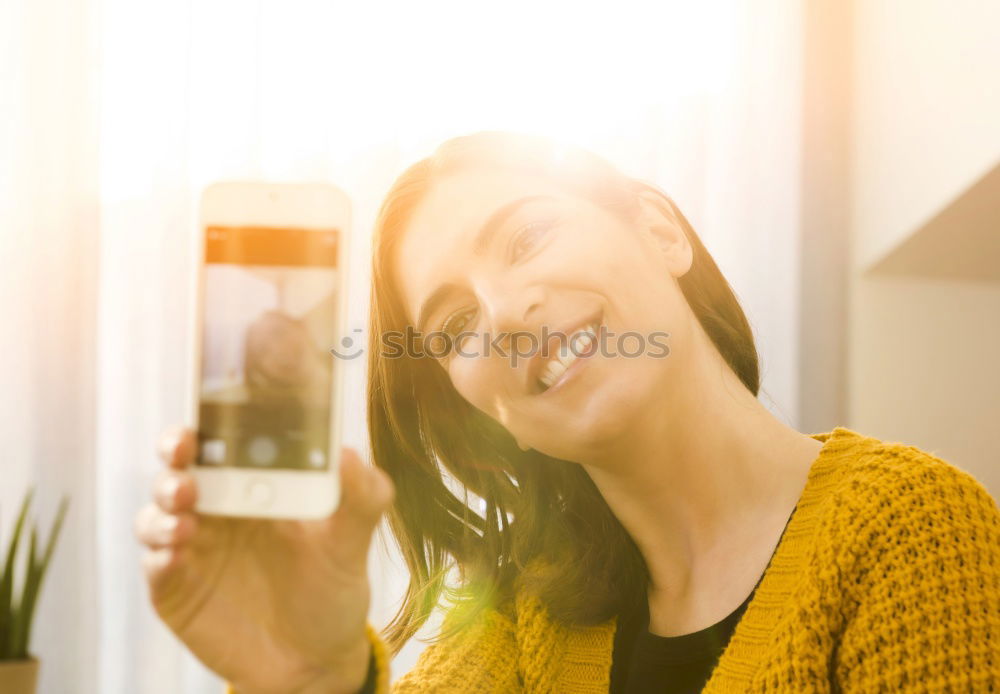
[431,308,477,361]
[440,307,477,341]
[509,219,555,263]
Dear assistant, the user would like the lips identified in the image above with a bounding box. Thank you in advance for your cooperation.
[524,310,602,394]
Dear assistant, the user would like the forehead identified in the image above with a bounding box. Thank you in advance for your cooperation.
[392,167,574,323]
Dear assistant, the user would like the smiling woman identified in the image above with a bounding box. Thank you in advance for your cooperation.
[368,131,762,648]
[361,131,1000,692]
[138,131,1000,694]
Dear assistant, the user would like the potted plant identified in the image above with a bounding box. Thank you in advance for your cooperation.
[0,490,69,694]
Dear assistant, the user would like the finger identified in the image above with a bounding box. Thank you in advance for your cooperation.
[157,426,196,470]
[321,448,395,566]
[135,503,198,549]
[337,447,395,522]
[135,503,198,548]
[153,469,198,513]
[141,545,191,598]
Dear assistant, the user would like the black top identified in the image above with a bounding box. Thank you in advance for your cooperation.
[609,506,796,693]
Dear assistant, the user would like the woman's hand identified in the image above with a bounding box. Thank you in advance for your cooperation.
[134,427,394,694]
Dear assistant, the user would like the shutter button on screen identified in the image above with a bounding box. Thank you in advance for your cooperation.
[248,436,278,466]
[246,479,274,508]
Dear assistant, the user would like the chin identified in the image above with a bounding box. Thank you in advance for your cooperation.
[530,381,650,463]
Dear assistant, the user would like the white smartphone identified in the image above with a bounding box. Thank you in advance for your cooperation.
[187,182,350,519]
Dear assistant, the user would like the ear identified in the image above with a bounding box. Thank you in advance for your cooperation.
[635,189,693,278]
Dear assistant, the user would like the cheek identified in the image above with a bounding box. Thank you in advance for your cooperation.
[563,224,662,297]
[607,247,679,322]
[447,356,503,422]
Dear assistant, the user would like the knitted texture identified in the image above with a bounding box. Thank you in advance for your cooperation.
[225,427,1000,692]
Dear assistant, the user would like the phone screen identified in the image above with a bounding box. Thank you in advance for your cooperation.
[196,225,339,470]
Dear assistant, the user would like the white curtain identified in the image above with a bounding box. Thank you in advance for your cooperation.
[1,0,804,692]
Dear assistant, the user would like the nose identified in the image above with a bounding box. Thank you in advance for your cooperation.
[475,278,545,338]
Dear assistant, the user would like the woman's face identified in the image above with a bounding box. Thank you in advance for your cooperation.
[247,312,314,386]
[394,167,694,464]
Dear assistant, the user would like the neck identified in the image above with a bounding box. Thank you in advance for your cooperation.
[580,323,823,602]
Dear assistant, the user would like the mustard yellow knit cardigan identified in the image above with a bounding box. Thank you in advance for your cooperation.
[226,427,1000,692]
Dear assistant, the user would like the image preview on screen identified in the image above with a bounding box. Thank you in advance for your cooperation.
[197,225,340,470]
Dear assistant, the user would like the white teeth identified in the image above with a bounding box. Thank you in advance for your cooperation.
[540,358,568,387]
[558,347,575,367]
[538,323,598,390]
[573,332,593,353]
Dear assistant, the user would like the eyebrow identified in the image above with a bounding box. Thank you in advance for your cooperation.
[472,194,554,254]
[416,194,556,331]
[416,281,462,333]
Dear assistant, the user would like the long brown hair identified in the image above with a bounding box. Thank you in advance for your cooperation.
[366,131,760,653]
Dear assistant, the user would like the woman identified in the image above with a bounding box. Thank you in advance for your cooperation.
[136,131,1000,693]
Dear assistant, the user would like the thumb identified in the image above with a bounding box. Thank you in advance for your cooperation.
[321,447,395,567]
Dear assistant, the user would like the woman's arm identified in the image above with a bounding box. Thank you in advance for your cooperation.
[835,455,1000,691]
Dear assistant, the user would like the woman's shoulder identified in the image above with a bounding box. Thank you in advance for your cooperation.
[812,426,1000,551]
[819,426,996,505]
[803,428,1000,646]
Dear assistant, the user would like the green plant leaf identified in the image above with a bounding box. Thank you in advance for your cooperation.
[0,489,33,660]
[9,524,40,659]
[39,497,69,577]
[11,496,70,659]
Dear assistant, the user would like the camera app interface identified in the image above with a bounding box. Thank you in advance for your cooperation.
[197,225,339,470]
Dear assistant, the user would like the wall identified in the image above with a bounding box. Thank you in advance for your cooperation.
[851,0,1000,272]
[847,0,1000,496]
[848,277,1000,495]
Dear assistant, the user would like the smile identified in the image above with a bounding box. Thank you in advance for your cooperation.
[537,320,600,393]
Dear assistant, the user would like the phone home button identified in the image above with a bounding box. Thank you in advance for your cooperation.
[245,479,274,508]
